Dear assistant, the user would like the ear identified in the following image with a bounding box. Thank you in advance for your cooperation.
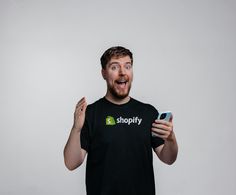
[101,68,106,80]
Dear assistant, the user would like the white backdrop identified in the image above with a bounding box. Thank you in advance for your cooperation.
[1,0,236,194]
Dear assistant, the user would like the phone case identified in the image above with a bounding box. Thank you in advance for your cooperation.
[152,111,172,137]
[158,111,172,121]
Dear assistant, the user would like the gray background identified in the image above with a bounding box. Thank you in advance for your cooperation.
[1,0,236,194]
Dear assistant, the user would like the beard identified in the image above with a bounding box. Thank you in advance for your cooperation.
[108,82,132,100]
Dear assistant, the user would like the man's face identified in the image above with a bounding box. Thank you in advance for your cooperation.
[102,55,133,100]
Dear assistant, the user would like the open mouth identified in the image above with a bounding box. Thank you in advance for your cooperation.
[115,80,128,88]
[116,81,127,84]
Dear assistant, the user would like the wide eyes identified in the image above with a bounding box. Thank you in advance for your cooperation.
[124,64,132,70]
[110,64,132,71]
[111,64,119,71]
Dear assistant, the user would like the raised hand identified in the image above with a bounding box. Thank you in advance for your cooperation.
[72,97,87,132]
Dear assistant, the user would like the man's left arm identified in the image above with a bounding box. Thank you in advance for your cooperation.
[152,117,178,165]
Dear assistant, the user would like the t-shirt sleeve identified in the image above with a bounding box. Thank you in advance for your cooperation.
[151,135,164,149]
[80,115,90,152]
[151,106,165,149]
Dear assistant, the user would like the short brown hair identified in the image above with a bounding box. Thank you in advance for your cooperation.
[100,46,133,69]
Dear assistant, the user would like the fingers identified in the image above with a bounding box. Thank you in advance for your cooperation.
[75,97,87,110]
[154,119,172,126]
[151,128,168,137]
[74,97,87,118]
[153,120,173,130]
[151,119,173,140]
[72,98,87,131]
[76,97,86,108]
[152,127,172,139]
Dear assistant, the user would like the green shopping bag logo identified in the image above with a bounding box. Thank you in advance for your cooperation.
[106,116,116,125]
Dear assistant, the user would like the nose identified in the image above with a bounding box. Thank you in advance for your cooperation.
[119,66,126,75]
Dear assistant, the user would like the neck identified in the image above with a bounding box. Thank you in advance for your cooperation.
[105,92,130,105]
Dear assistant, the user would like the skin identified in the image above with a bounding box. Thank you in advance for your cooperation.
[63,97,87,170]
[64,55,178,170]
[101,55,133,104]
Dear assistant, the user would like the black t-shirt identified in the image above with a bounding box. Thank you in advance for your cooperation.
[81,97,164,195]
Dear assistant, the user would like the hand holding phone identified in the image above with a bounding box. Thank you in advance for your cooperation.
[152,111,173,137]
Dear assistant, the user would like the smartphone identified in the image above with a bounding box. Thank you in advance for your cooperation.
[157,111,172,121]
[152,111,172,137]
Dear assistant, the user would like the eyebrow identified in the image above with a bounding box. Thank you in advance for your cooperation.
[108,62,119,66]
[108,61,132,66]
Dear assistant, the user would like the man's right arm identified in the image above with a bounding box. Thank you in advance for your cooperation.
[63,97,87,170]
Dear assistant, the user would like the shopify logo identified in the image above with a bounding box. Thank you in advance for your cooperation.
[117,116,142,125]
[106,116,116,125]
[106,116,142,125]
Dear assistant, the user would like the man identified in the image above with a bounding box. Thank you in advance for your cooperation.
[64,46,178,195]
